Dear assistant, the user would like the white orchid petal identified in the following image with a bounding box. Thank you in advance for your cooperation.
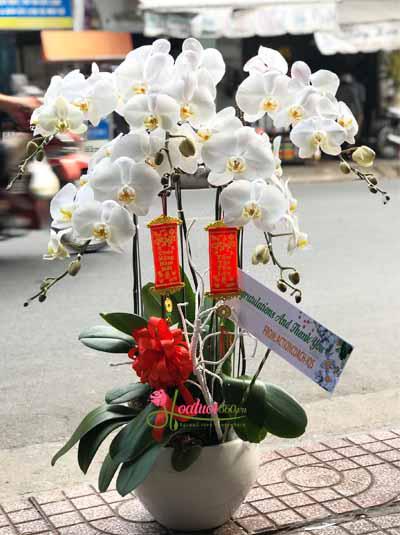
[291,61,311,85]
[311,69,340,96]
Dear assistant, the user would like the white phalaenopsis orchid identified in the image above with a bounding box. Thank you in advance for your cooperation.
[50,183,94,229]
[72,200,135,252]
[236,71,291,122]
[111,130,165,168]
[220,179,289,231]
[123,93,179,132]
[244,46,288,75]
[202,126,275,187]
[287,214,309,254]
[113,39,173,103]
[195,107,242,145]
[43,229,70,261]
[175,38,226,87]
[89,157,160,215]
[31,96,87,137]
[337,101,359,144]
[290,61,340,97]
[290,117,346,158]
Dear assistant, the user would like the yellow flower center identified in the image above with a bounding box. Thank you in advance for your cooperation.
[79,177,88,187]
[117,185,136,204]
[297,235,308,249]
[78,101,89,113]
[60,207,73,221]
[133,84,147,94]
[290,199,298,213]
[262,97,279,113]
[180,105,194,121]
[145,157,157,168]
[227,157,246,174]
[338,117,353,128]
[57,120,70,133]
[311,131,326,147]
[288,106,304,123]
[144,115,159,131]
[92,223,110,240]
[197,129,212,142]
[242,202,261,219]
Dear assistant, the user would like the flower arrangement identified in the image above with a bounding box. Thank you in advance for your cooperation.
[18,39,388,512]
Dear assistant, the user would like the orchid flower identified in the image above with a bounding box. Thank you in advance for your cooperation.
[175,38,225,87]
[290,117,346,158]
[43,70,87,105]
[123,92,180,132]
[291,61,340,97]
[114,39,174,106]
[220,179,289,231]
[202,126,275,187]
[337,101,359,144]
[236,71,291,122]
[50,183,94,229]
[89,156,160,215]
[195,107,242,145]
[111,130,165,168]
[72,200,135,252]
[31,96,87,137]
[43,229,70,261]
[244,46,288,75]
[167,124,202,175]
[287,215,310,254]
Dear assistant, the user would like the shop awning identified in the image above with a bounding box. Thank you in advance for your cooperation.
[41,31,133,62]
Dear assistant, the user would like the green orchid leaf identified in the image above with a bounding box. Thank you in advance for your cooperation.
[51,404,136,466]
[234,418,268,443]
[171,445,202,472]
[141,283,162,319]
[78,420,126,474]
[79,325,135,354]
[98,453,120,493]
[105,383,151,405]
[100,313,147,336]
[117,444,162,496]
[109,404,157,464]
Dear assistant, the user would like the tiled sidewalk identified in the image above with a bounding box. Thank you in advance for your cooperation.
[1,429,400,535]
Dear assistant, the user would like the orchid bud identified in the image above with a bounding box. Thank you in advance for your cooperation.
[289,271,300,285]
[295,294,302,304]
[251,244,270,265]
[26,141,38,157]
[154,151,164,166]
[36,150,45,162]
[67,259,81,276]
[179,138,196,157]
[39,294,47,303]
[277,280,287,293]
[339,161,351,174]
[352,146,375,168]
[369,177,378,185]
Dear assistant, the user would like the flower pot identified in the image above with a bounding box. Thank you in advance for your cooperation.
[135,439,260,531]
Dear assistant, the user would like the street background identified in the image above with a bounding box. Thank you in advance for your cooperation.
[1,174,400,497]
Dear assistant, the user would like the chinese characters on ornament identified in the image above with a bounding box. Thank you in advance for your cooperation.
[206,222,240,298]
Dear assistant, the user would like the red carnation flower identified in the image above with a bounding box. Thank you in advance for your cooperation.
[128,317,193,390]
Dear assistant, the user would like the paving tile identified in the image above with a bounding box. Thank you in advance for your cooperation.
[245,487,272,502]
[260,450,281,463]
[252,498,286,514]
[295,504,330,520]
[237,516,274,532]
[257,459,293,485]
[0,518,7,529]
[324,498,359,513]
[333,468,372,497]
[63,485,94,499]
[370,430,399,441]
[352,454,383,467]
[58,525,99,535]
[351,464,400,507]
[92,517,167,534]
[51,511,83,528]
[286,465,342,488]
[264,483,297,496]
[214,520,247,534]
[267,509,303,526]
[307,488,342,502]
[322,439,351,449]
[72,495,104,510]
[101,490,133,504]
[313,450,344,462]
[80,505,113,521]
[378,450,400,462]
[363,442,393,454]
[117,499,154,522]
[327,459,359,471]
[348,434,375,445]
[8,508,40,524]
[342,519,379,534]
[280,493,314,507]
[41,500,74,516]
[34,490,65,504]
[17,519,51,534]
[371,514,400,529]
[0,499,30,513]
[301,443,327,453]
[335,446,366,458]
[232,503,258,519]
[277,447,305,458]
[291,454,318,466]
[0,528,15,535]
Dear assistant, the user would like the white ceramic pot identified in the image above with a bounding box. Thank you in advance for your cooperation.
[135,439,259,531]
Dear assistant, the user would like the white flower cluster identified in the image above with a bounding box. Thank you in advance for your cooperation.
[38,40,357,259]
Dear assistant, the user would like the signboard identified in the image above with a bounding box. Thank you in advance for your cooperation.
[0,0,73,30]
[230,270,354,393]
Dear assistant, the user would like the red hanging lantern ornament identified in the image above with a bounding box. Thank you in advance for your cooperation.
[206,221,241,298]
[148,215,184,296]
